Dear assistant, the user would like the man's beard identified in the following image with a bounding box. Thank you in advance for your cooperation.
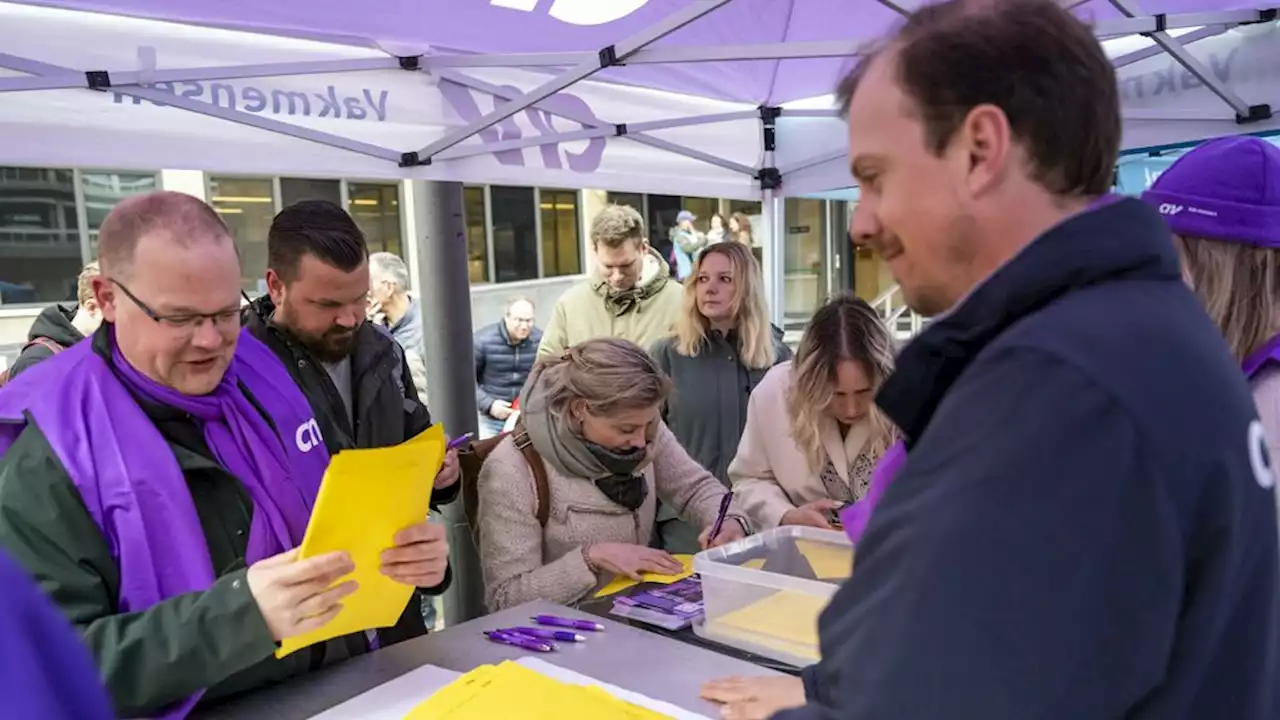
[298,324,360,363]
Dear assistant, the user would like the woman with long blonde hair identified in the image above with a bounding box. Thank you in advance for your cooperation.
[650,242,790,552]
[1142,135,1280,534]
[729,293,896,530]
[476,338,748,610]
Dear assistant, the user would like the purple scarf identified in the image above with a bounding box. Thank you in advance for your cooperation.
[0,328,328,718]
[1243,333,1280,380]
[838,440,907,544]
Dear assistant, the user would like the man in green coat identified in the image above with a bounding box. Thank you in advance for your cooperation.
[0,191,450,717]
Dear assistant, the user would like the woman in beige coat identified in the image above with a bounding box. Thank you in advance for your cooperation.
[476,338,749,612]
[729,294,897,530]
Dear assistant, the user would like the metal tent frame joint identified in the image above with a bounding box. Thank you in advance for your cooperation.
[614,123,629,136]
[85,70,111,90]
[1245,8,1276,24]
[757,167,782,191]
[1237,104,1273,125]
[758,105,782,122]
[398,56,422,71]
[1140,13,1167,37]
[399,151,431,168]
[598,45,619,68]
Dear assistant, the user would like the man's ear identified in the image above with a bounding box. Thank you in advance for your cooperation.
[265,269,287,305]
[92,276,117,323]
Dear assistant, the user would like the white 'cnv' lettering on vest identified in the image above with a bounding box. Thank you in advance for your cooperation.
[1248,419,1275,490]
[295,419,323,453]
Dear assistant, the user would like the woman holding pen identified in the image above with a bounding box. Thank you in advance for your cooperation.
[650,241,791,552]
[729,293,897,531]
[475,338,749,612]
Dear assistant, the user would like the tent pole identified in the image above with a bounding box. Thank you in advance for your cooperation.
[407,180,486,625]
[763,188,785,330]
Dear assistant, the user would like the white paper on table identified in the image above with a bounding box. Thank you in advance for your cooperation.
[307,664,461,719]
[515,656,713,720]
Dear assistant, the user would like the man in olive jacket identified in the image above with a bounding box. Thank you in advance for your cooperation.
[0,192,452,717]
[243,200,460,631]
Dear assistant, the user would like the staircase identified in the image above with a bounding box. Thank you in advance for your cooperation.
[870,285,927,342]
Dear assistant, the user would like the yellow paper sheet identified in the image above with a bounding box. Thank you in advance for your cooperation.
[593,554,695,598]
[405,661,675,719]
[709,590,830,663]
[276,424,444,659]
[795,539,854,581]
[740,558,766,570]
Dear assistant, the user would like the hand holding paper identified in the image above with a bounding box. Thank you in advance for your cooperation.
[380,521,449,588]
[275,424,445,659]
[247,548,357,642]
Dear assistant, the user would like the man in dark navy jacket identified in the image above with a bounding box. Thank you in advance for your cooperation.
[765,0,1280,718]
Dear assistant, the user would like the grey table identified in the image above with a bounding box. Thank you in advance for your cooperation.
[192,600,782,719]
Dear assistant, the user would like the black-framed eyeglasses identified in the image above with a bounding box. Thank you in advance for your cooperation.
[112,279,241,332]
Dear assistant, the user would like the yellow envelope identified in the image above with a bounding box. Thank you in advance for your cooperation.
[741,558,767,570]
[276,424,444,659]
[795,539,854,581]
[709,590,830,663]
[593,554,695,598]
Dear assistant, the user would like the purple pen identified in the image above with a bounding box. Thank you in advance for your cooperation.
[446,432,474,451]
[506,626,585,643]
[532,614,605,632]
[483,630,554,653]
[707,491,733,543]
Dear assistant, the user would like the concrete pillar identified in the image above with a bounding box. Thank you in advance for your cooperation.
[408,180,485,624]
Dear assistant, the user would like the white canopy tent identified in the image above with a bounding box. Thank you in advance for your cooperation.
[2,0,1277,623]
[2,0,1278,328]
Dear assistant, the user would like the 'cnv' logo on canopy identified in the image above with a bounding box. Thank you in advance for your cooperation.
[490,0,651,26]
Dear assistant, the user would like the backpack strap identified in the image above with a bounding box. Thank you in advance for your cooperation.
[511,422,551,527]
[23,337,65,355]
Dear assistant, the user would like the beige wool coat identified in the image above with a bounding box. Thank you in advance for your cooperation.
[476,421,744,611]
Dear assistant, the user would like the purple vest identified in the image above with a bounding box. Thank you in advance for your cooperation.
[0,329,327,718]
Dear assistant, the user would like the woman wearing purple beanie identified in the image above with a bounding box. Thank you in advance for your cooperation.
[1142,135,1280,534]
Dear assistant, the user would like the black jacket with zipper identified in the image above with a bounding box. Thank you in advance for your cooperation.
[243,297,457,635]
[7,303,84,380]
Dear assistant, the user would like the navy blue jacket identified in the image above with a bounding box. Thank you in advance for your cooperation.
[779,198,1280,720]
[474,321,542,413]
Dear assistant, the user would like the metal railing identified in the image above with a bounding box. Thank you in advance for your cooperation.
[870,284,926,340]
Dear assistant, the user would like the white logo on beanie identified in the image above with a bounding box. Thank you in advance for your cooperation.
[1157,203,1184,216]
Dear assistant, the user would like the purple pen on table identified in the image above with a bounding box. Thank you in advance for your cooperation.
[707,491,733,544]
[506,626,585,643]
[483,630,554,653]
[446,433,473,451]
[532,614,604,632]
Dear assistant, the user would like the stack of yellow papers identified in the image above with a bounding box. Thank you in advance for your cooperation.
[405,661,674,719]
[795,539,855,581]
[594,554,695,597]
[277,424,445,659]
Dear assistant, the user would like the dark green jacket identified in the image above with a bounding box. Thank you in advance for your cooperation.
[0,330,393,717]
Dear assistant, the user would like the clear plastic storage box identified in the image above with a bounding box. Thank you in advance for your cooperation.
[693,526,853,667]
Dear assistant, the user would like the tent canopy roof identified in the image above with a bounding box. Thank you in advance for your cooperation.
[7,0,1258,105]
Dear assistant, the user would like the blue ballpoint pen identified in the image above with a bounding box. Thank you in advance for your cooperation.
[506,626,586,643]
[483,630,554,653]
[532,614,604,632]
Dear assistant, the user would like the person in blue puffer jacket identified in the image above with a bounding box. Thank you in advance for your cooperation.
[474,297,542,437]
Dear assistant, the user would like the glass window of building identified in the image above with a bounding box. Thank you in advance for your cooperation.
[82,172,158,256]
[606,192,643,214]
[782,198,828,328]
[280,177,341,208]
[682,196,717,232]
[539,189,580,278]
[348,183,402,257]
[0,167,80,304]
[464,186,489,284]
[208,176,275,294]
[490,186,538,283]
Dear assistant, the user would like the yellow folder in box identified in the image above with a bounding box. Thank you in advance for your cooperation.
[276,424,445,659]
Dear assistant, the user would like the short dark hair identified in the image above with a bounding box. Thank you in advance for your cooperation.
[268,200,368,281]
[98,191,232,279]
[837,0,1120,196]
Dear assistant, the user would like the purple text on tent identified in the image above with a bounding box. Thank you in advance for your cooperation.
[1117,47,1238,101]
[437,81,605,173]
[112,82,389,121]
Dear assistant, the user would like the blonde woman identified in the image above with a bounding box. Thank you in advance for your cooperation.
[1142,135,1280,534]
[729,293,896,530]
[650,242,791,552]
[476,338,748,611]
